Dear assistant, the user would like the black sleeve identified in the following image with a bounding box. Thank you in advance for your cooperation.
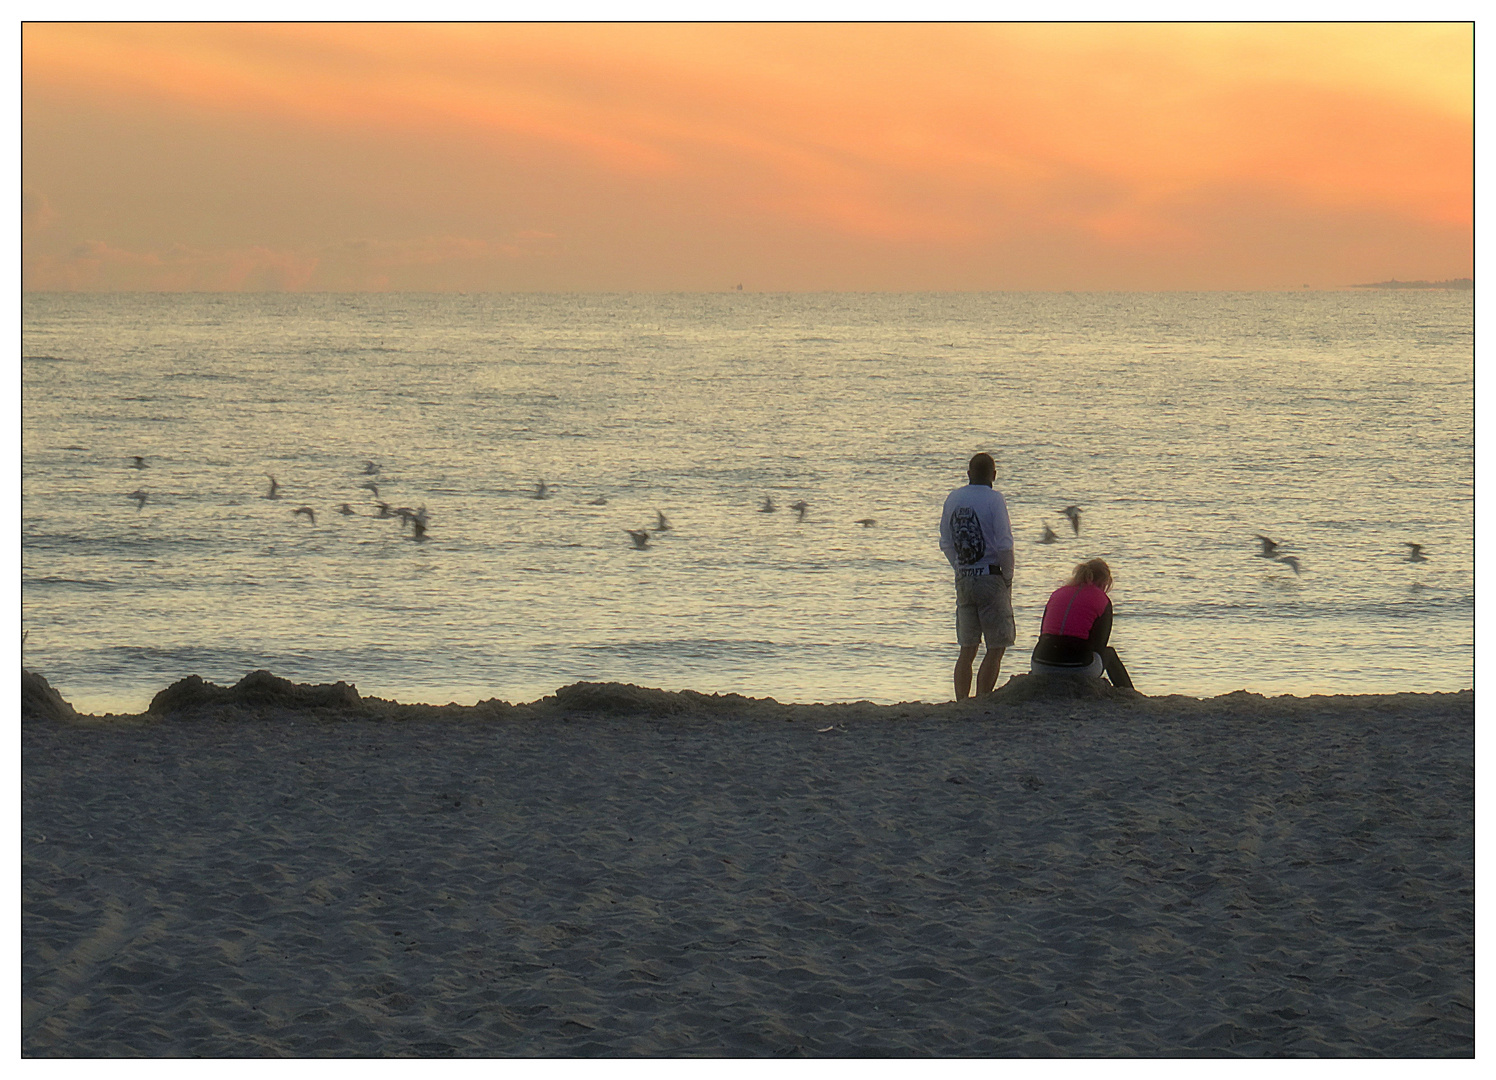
[1087,600,1113,654]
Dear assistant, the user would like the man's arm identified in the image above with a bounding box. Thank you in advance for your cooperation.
[938,495,959,570]
[992,491,1015,579]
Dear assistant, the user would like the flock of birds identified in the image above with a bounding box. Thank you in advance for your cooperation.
[268,462,432,539]
[1038,505,1427,575]
[1250,534,1428,576]
[120,456,1434,569]
[125,457,431,540]
[528,478,873,549]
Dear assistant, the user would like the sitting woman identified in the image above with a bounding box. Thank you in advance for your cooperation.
[1030,558,1134,689]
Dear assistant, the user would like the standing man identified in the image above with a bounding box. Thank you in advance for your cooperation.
[939,452,1016,700]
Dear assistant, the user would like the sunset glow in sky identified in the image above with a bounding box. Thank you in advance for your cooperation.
[22,22,1473,291]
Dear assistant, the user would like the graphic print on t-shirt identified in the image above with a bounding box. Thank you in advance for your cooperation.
[951,507,986,565]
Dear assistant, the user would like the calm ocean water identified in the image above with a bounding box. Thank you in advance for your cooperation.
[21,292,1473,713]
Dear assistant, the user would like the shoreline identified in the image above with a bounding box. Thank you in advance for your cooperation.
[21,667,1477,725]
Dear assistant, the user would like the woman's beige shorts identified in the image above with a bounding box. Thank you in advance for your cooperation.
[954,572,1016,649]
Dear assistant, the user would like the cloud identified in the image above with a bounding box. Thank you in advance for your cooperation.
[22,231,566,292]
[20,24,1472,290]
[24,240,318,291]
[312,232,563,290]
[22,189,56,228]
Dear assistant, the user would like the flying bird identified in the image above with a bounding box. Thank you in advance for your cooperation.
[1039,523,1059,544]
[127,489,148,510]
[855,518,876,528]
[1061,506,1081,535]
[338,503,356,516]
[1254,535,1283,559]
[129,456,147,470]
[533,480,552,500]
[294,506,316,525]
[373,501,395,519]
[626,529,651,549]
[759,496,776,513]
[265,476,281,500]
[395,506,430,533]
[1274,554,1302,576]
[360,480,380,497]
[589,496,609,506]
[394,506,430,538]
[1405,543,1428,563]
[652,509,671,531]
[362,461,381,475]
[790,500,809,522]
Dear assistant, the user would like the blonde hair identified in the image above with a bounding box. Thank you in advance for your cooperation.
[1068,558,1112,592]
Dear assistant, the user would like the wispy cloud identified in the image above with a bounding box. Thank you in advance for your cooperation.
[21,23,1472,290]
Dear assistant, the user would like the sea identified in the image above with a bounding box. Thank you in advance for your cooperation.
[20,291,1474,714]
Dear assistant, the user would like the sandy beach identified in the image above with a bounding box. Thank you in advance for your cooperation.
[21,670,1474,1057]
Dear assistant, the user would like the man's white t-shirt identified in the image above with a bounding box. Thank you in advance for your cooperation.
[940,483,1015,576]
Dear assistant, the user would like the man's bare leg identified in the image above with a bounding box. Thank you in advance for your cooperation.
[954,645,980,700]
[976,647,1005,695]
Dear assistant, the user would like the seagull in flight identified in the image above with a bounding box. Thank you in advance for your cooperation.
[360,480,380,497]
[293,506,316,525]
[1254,534,1281,559]
[338,503,356,516]
[395,506,430,534]
[759,496,776,513]
[362,461,381,475]
[1039,523,1059,544]
[652,510,672,531]
[1061,505,1081,535]
[373,501,395,519]
[127,489,148,510]
[1274,554,1302,575]
[626,529,651,549]
[1405,542,1429,563]
[855,518,876,528]
[533,480,552,500]
[265,476,282,500]
[790,500,809,522]
[129,456,147,470]
[393,507,430,539]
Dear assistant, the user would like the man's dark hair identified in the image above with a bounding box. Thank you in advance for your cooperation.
[968,453,996,486]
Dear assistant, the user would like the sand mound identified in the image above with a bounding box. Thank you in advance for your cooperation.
[20,669,79,723]
[147,670,363,717]
[990,672,1143,703]
[548,681,774,717]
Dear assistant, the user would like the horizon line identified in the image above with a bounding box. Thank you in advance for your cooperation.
[20,284,1475,297]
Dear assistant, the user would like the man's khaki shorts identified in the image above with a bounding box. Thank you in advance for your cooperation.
[955,572,1016,650]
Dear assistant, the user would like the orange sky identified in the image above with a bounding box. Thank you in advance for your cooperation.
[21,22,1473,291]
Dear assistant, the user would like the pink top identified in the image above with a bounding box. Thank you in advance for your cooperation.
[1040,583,1111,639]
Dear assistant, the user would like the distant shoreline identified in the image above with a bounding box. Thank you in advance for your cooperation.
[1350,278,1473,290]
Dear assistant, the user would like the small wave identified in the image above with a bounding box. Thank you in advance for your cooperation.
[568,638,786,661]
[23,575,119,590]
